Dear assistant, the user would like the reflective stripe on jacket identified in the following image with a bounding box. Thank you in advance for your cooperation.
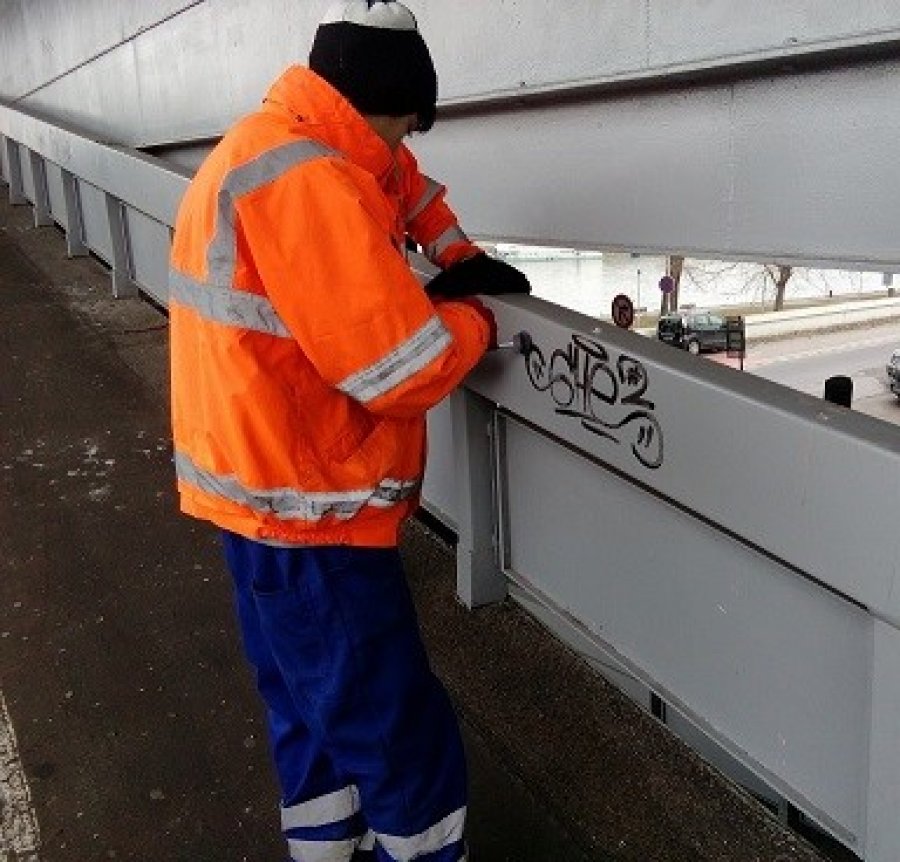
[169,66,489,546]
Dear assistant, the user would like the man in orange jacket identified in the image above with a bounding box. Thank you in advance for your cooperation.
[169,2,529,860]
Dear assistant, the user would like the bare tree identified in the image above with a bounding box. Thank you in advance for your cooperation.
[766,264,793,311]
[680,259,796,311]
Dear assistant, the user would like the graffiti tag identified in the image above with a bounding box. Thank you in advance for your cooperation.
[522,333,663,469]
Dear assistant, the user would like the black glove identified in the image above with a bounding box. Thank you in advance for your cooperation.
[425,253,531,299]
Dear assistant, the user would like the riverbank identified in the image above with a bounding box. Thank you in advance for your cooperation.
[635,295,900,343]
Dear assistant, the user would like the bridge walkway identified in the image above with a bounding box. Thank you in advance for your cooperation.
[0,192,834,862]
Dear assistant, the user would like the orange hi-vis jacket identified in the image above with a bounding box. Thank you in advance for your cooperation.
[169,67,490,547]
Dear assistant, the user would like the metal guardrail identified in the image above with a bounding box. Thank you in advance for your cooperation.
[3,101,900,861]
[445,298,900,858]
[0,102,188,304]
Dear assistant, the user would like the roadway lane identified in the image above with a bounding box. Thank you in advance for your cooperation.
[719,324,900,425]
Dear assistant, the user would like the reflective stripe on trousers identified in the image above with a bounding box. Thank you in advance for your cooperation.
[287,808,467,861]
[222,535,468,862]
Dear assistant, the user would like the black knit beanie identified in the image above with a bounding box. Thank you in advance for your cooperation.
[309,1,438,132]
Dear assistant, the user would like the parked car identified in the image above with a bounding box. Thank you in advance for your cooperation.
[657,311,729,355]
[886,349,900,398]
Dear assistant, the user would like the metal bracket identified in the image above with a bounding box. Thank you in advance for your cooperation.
[104,193,139,298]
[28,149,53,227]
[61,170,88,258]
[4,136,26,205]
[452,388,508,608]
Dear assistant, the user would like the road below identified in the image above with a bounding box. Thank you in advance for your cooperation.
[710,322,900,425]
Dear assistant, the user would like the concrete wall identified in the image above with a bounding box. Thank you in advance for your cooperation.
[3,1,900,142]
[3,2,900,268]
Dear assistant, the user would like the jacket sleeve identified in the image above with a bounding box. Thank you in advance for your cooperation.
[234,157,490,419]
[399,146,482,269]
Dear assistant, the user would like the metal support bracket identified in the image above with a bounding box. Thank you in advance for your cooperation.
[104,193,139,298]
[28,149,53,227]
[452,388,507,608]
[61,170,88,258]
[5,136,26,205]
[865,620,900,861]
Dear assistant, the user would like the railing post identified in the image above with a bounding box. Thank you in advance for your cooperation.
[824,374,853,408]
[28,150,53,227]
[5,136,26,205]
[452,387,507,608]
[61,170,88,258]
[104,193,138,298]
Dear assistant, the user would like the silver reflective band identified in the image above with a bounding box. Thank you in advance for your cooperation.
[288,836,357,862]
[175,451,421,521]
[207,138,340,285]
[337,315,452,403]
[169,270,291,338]
[407,250,440,288]
[366,478,420,508]
[426,225,468,263]
[375,805,466,861]
[406,176,443,224]
[282,786,360,830]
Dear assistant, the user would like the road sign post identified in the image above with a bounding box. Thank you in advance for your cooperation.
[611,294,635,329]
[725,315,746,370]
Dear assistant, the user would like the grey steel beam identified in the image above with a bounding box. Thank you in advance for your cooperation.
[421,400,460,530]
[5,21,900,270]
[28,149,53,227]
[77,180,114,265]
[0,1,194,106]
[123,206,172,305]
[495,412,869,847]
[44,161,67,223]
[0,103,189,226]
[4,1,900,148]
[104,193,138,299]
[413,58,900,272]
[452,389,507,608]
[458,296,900,852]
[867,620,900,861]
[4,135,25,204]
[61,169,88,257]
[472,295,900,630]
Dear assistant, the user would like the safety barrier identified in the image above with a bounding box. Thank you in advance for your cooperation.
[3,100,900,861]
[0,105,186,304]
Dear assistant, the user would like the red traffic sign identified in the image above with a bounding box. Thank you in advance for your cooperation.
[611,293,634,329]
[659,275,675,294]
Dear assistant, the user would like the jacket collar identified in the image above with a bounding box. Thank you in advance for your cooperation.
[262,66,396,181]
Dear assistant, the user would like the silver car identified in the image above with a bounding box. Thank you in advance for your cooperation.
[886,349,900,397]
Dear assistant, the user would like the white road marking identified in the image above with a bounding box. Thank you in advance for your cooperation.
[0,690,41,862]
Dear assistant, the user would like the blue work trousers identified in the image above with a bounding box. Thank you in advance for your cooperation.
[222,532,468,862]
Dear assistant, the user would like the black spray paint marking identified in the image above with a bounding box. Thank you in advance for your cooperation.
[523,333,663,469]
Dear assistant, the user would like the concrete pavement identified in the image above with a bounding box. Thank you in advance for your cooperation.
[0,191,837,862]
